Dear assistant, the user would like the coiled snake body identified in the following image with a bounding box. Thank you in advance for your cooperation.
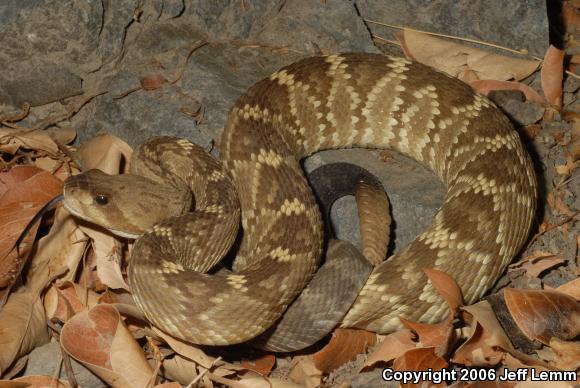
[63,54,537,346]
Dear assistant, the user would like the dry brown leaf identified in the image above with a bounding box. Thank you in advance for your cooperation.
[160,355,208,387]
[140,74,169,91]
[240,354,276,376]
[153,328,243,378]
[469,80,546,104]
[554,278,580,300]
[0,200,88,373]
[75,133,132,173]
[563,1,580,33]
[504,288,580,345]
[0,167,63,289]
[0,291,50,375]
[454,301,513,366]
[362,329,416,370]
[523,124,542,140]
[502,354,571,387]
[44,281,100,322]
[392,347,448,388]
[236,377,304,388]
[60,304,154,388]
[312,328,376,373]
[423,268,464,312]
[541,45,565,108]
[79,226,129,290]
[399,318,454,358]
[393,269,462,356]
[546,190,575,216]
[464,380,516,388]
[8,375,70,388]
[568,119,580,162]
[398,29,540,81]
[45,127,77,146]
[549,337,580,370]
[0,128,59,155]
[509,251,565,278]
[154,383,182,388]
[288,356,323,388]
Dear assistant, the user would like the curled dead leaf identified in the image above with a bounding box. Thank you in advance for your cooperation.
[504,288,580,346]
[312,328,376,373]
[60,304,153,388]
[541,45,565,108]
[454,301,513,367]
[549,337,580,370]
[362,329,416,370]
[240,354,276,376]
[398,29,540,81]
[288,356,323,388]
[392,347,448,388]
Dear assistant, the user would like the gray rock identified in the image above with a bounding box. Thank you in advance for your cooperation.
[356,0,549,57]
[304,149,444,253]
[0,59,82,107]
[24,340,105,387]
[75,0,376,145]
[489,90,545,126]
[0,0,42,30]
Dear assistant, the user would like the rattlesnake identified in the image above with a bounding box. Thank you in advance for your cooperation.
[63,53,537,347]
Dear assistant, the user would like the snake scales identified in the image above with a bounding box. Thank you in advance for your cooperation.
[63,53,537,347]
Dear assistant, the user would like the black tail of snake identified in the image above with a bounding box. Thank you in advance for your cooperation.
[63,53,537,347]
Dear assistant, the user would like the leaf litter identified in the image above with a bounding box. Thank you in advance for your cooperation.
[0,17,579,388]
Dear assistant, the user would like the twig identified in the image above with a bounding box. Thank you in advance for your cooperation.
[371,34,402,47]
[363,19,534,57]
[0,102,30,125]
[185,356,223,388]
[170,40,208,84]
[32,90,108,131]
[364,20,580,81]
[528,211,580,246]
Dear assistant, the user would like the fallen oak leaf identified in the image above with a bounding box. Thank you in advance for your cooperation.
[552,277,580,300]
[75,133,132,173]
[399,318,454,357]
[312,328,376,373]
[454,301,514,367]
[398,29,540,81]
[60,304,154,388]
[43,281,100,323]
[394,268,463,356]
[288,355,323,388]
[0,128,60,155]
[6,375,70,388]
[423,268,463,312]
[240,354,276,376]
[392,347,448,388]
[0,166,62,295]
[508,251,565,278]
[153,328,245,378]
[504,288,580,346]
[549,337,580,370]
[541,45,565,108]
[361,329,416,371]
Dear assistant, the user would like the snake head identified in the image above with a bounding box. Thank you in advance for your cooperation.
[63,169,192,239]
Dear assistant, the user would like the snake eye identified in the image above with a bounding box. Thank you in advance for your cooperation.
[95,194,109,205]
